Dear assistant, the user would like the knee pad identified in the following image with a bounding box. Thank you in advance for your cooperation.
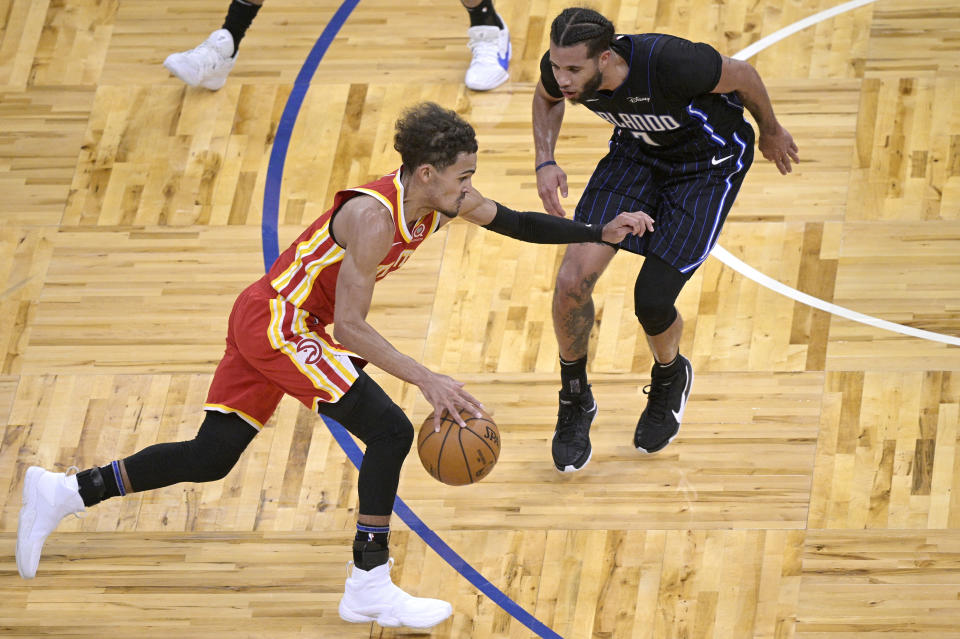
[188,411,257,482]
[322,372,413,457]
[633,257,686,336]
[365,401,414,458]
[634,295,677,336]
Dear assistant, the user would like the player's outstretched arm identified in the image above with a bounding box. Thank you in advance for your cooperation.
[712,57,800,175]
[460,192,653,244]
[533,80,569,217]
[332,197,483,429]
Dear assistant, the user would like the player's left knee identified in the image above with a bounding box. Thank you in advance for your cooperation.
[377,402,414,457]
[634,276,679,336]
[634,298,677,336]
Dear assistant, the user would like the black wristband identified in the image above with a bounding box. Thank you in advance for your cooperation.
[535,160,557,172]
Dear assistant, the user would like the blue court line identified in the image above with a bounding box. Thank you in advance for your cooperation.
[259,4,564,638]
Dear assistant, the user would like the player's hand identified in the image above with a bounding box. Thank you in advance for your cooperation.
[418,372,485,431]
[601,210,654,243]
[758,124,799,175]
[536,163,569,217]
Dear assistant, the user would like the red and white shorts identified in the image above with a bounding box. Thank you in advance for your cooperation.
[205,277,362,429]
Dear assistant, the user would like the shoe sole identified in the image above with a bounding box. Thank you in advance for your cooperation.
[554,404,598,473]
[16,467,42,579]
[635,362,694,455]
[466,69,509,91]
[338,600,452,628]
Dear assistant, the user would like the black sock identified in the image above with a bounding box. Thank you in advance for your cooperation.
[559,355,589,397]
[655,354,681,375]
[222,0,261,56]
[76,462,126,507]
[353,524,390,570]
[464,0,503,28]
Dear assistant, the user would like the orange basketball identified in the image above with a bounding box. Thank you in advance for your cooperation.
[417,407,500,486]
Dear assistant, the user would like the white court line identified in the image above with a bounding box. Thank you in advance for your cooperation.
[714,0,960,347]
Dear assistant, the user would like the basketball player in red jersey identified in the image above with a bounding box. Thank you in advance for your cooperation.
[17,102,651,629]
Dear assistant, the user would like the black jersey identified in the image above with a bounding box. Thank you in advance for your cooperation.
[540,34,750,161]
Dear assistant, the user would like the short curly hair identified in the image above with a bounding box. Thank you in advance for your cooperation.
[550,7,615,58]
[393,102,478,171]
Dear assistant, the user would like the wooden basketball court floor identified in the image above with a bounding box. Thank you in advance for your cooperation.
[1,0,959,636]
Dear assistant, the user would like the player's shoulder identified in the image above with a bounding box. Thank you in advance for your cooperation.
[336,192,395,242]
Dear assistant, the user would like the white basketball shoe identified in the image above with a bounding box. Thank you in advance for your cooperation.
[338,558,453,628]
[163,29,236,91]
[17,466,86,579]
[465,25,510,91]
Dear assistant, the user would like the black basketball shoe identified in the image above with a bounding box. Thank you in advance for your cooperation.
[552,387,597,472]
[634,355,693,453]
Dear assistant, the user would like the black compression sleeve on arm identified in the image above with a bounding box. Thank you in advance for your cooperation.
[484,201,604,244]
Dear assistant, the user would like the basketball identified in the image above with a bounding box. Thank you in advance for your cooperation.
[417,407,500,486]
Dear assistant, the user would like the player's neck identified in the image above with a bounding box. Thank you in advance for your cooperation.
[399,170,433,223]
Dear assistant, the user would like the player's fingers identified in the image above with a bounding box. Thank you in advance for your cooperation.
[559,173,568,198]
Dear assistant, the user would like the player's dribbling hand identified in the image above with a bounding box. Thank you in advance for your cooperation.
[602,210,655,243]
[758,123,800,175]
[419,372,485,432]
[536,163,569,217]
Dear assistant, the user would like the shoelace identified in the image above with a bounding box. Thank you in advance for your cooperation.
[556,401,588,444]
[469,34,500,64]
[641,376,674,424]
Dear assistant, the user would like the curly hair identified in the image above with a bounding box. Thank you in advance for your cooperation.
[393,102,478,171]
[550,7,615,58]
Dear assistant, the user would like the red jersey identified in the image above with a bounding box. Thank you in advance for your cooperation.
[267,169,441,324]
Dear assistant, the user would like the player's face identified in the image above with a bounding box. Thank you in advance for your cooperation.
[550,42,608,103]
[427,151,477,218]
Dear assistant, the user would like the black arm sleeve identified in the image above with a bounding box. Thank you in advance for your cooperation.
[483,202,604,244]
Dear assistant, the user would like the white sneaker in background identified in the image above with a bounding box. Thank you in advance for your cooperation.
[163,29,236,91]
[465,24,510,91]
[16,466,86,579]
[338,558,453,628]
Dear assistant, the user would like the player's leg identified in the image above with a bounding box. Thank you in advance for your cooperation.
[249,293,450,628]
[16,281,279,579]
[633,127,755,453]
[461,0,510,91]
[17,410,260,579]
[550,241,616,472]
[163,0,263,90]
[316,373,452,629]
[632,255,693,453]
[549,142,658,472]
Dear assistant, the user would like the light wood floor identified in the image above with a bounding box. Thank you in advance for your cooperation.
[2,0,960,637]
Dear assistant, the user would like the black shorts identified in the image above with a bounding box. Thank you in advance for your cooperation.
[575,124,755,275]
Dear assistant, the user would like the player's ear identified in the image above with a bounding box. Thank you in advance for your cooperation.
[598,48,611,68]
[415,163,435,183]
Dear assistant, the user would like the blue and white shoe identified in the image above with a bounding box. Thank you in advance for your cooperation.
[465,25,510,91]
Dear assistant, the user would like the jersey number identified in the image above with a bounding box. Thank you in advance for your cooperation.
[630,130,661,146]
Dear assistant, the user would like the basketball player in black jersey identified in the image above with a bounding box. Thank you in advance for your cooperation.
[534,8,800,472]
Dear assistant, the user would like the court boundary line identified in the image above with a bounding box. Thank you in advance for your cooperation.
[719,0,959,347]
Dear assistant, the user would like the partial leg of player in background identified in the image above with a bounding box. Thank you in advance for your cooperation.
[461,0,510,91]
[164,0,263,90]
[549,242,615,472]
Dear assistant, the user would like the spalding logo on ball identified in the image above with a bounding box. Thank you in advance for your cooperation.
[417,407,500,486]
